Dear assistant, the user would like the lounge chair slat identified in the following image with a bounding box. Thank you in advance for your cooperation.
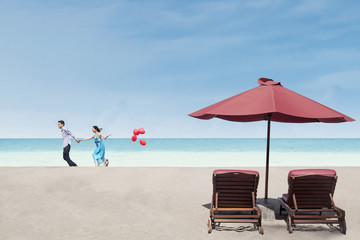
[295,197,331,201]
[297,204,332,208]
[294,186,333,190]
[218,204,253,208]
[295,195,330,198]
[294,220,339,224]
[290,190,332,194]
[295,209,336,212]
[213,219,259,223]
[216,182,256,186]
[294,187,333,190]
[213,215,260,219]
[295,199,331,202]
[218,199,253,202]
[214,207,255,211]
[297,202,332,204]
[218,198,253,201]
[218,203,252,208]
[216,186,256,190]
[295,198,330,201]
[218,198,254,201]
[297,206,332,209]
[218,194,252,197]
[293,215,342,219]
[215,190,256,193]
[297,204,332,207]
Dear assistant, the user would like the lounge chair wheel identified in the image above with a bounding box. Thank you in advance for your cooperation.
[207,219,212,234]
[258,221,264,235]
[339,218,346,234]
[287,215,293,234]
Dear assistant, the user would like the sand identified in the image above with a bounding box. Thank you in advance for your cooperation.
[0,167,358,240]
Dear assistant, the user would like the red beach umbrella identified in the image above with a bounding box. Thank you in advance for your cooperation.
[189,78,355,199]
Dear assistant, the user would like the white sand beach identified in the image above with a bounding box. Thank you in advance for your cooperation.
[0,167,358,240]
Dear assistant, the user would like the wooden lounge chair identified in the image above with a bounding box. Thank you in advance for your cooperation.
[208,169,263,234]
[279,169,346,234]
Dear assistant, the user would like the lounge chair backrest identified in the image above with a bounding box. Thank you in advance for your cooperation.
[212,170,259,208]
[287,169,337,209]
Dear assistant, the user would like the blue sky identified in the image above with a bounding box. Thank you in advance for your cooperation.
[0,0,359,138]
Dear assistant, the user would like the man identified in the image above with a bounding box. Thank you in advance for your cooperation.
[58,120,80,167]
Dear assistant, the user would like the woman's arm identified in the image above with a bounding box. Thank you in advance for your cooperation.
[79,135,95,142]
[100,133,111,139]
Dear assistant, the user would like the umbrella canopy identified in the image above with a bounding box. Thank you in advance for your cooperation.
[189,78,355,199]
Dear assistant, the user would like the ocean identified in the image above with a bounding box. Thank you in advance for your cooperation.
[0,138,359,167]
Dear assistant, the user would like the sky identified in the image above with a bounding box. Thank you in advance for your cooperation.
[0,0,359,138]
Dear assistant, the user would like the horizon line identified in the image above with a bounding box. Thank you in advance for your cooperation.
[0,137,359,139]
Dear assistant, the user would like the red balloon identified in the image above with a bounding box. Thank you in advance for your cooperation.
[133,129,139,135]
[131,135,137,142]
[138,128,145,134]
[140,139,146,146]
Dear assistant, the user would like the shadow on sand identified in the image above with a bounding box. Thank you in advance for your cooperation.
[203,198,284,219]
[256,197,285,220]
[202,203,211,210]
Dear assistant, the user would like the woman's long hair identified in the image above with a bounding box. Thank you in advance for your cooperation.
[93,126,102,132]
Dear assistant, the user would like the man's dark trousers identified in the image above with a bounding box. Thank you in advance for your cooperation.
[63,144,77,166]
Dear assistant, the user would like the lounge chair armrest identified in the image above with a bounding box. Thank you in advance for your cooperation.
[252,192,256,209]
[292,193,298,211]
[334,207,346,217]
[329,193,336,208]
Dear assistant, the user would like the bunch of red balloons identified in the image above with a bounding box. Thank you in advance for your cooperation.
[131,128,146,146]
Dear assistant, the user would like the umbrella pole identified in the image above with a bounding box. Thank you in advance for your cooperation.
[265,113,272,200]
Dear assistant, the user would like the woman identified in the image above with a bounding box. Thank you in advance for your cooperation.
[80,126,111,167]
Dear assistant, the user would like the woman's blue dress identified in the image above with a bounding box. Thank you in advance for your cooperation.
[93,136,105,166]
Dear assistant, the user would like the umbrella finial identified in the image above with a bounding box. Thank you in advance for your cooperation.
[258,78,281,86]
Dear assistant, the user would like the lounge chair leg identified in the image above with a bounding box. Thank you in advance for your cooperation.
[334,207,346,234]
[258,220,264,235]
[207,218,212,234]
[339,218,346,234]
[287,215,293,234]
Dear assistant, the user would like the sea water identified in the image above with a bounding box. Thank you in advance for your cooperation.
[0,138,359,167]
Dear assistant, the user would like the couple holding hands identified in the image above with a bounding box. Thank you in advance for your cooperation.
[58,120,111,167]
